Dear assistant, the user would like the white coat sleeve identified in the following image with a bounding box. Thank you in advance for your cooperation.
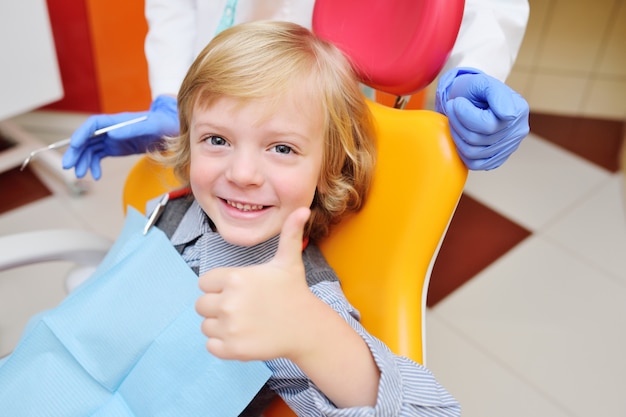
[443,0,530,82]
[144,0,199,99]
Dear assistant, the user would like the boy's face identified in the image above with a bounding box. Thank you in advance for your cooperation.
[188,91,324,246]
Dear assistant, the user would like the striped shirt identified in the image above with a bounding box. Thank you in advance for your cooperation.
[151,197,461,416]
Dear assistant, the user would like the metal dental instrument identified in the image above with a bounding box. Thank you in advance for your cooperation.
[143,193,170,235]
[20,115,148,171]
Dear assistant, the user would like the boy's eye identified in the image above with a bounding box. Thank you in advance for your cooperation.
[208,135,227,146]
[273,144,293,154]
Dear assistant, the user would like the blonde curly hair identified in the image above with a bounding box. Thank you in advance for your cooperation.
[153,21,376,241]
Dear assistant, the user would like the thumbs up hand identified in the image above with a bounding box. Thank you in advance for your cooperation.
[197,208,383,407]
[195,207,318,361]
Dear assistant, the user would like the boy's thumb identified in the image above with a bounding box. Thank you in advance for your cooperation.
[273,207,311,265]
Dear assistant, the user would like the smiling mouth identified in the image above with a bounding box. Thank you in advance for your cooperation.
[225,199,266,212]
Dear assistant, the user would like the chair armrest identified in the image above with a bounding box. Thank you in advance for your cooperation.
[0,229,112,272]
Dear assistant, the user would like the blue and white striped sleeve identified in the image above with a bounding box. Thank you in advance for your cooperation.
[264,281,461,417]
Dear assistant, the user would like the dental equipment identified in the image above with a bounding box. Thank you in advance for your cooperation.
[20,115,148,171]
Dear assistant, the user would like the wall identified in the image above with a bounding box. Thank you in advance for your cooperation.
[44,0,151,113]
[0,0,63,120]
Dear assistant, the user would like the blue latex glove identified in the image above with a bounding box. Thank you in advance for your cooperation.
[435,67,530,170]
[62,95,179,179]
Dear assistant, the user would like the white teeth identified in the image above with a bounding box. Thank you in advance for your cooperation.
[227,200,263,211]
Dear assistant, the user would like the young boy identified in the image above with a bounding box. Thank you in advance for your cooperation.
[151,21,460,416]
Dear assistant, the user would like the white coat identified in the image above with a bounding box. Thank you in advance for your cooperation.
[144,0,529,99]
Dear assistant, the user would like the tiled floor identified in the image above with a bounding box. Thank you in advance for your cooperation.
[427,118,626,417]
[0,111,624,417]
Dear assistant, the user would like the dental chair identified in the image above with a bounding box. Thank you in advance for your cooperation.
[0,1,466,415]
[123,2,468,415]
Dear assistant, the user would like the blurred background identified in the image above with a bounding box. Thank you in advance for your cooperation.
[0,1,624,416]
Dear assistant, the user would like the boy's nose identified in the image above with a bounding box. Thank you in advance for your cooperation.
[225,151,264,187]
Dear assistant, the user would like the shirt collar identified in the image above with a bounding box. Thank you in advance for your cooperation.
[170,199,212,246]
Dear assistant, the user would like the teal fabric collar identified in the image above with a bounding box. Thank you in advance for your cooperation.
[215,0,240,35]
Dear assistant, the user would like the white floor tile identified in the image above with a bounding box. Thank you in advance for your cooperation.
[0,196,83,234]
[543,173,626,282]
[426,313,575,417]
[464,134,611,231]
[433,235,626,417]
[57,154,142,240]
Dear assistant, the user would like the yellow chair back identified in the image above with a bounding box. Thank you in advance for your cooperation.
[318,101,466,360]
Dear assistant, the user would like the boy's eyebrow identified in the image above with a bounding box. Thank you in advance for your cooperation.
[193,120,316,143]
[191,120,234,136]
[192,120,222,130]
[266,129,315,142]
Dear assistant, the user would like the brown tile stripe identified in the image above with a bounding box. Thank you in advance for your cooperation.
[1,131,53,215]
[529,113,625,172]
[0,130,15,152]
[0,166,52,215]
[427,194,532,307]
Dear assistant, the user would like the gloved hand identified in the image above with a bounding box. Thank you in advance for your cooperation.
[435,67,530,170]
[62,95,179,179]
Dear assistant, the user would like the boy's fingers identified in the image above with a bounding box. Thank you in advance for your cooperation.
[198,269,228,293]
[195,293,222,317]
